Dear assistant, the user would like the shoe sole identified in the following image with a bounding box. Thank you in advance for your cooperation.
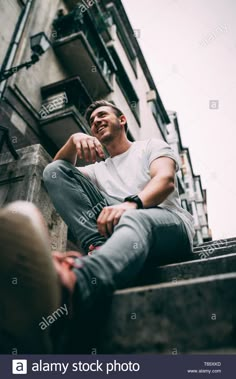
[0,207,61,353]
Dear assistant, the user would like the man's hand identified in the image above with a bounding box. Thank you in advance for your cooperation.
[71,133,105,163]
[97,202,137,238]
[54,132,105,164]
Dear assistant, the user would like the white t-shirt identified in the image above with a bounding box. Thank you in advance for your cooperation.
[78,139,195,245]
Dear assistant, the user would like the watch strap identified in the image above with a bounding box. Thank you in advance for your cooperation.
[124,195,143,209]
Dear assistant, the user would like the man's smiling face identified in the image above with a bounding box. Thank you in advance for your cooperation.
[89,106,126,144]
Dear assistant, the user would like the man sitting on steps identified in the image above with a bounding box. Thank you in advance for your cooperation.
[44,99,194,257]
[0,100,194,353]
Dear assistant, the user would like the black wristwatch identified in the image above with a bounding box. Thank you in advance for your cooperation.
[124,195,143,209]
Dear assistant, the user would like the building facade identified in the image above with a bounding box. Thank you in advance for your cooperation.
[167,111,212,245]
[0,0,211,246]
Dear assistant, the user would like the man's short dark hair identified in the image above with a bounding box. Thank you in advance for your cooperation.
[85,100,128,132]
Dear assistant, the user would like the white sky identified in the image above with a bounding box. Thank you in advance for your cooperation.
[124,0,236,240]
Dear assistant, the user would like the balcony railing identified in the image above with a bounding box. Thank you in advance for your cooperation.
[39,92,69,119]
[52,7,116,97]
[40,76,92,116]
[63,0,113,39]
[39,76,93,148]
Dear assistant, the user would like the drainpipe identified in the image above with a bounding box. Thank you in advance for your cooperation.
[0,0,33,99]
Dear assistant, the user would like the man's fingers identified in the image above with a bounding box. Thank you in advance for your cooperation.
[106,210,118,235]
[80,140,90,162]
[106,210,122,235]
[75,142,83,160]
[98,207,114,238]
[87,139,97,163]
[94,140,105,159]
[97,208,106,225]
[97,209,108,237]
[73,135,104,162]
[106,220,113,236]
[99,209,124,236]
[112,211,123,227]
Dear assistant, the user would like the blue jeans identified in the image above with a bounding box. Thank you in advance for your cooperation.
[43,160,191,309]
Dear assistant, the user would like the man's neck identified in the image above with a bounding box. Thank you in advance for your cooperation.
[105,137,132,158]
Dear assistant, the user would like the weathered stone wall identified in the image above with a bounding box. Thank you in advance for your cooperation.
[0,0,22,64]
[0,144,67,251]
[11,0,69,111]
[0,0,69,156]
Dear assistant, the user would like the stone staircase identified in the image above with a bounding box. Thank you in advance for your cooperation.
[1,146,236,354]
[92,238,236,354]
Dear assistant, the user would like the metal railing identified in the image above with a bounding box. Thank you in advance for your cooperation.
[52,7,112,83]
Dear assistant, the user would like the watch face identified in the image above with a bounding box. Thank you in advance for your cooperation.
[125,196,136,202]
[124,195,143,208]
[129,196,136,201]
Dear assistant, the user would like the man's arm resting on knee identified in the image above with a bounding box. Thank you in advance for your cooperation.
[96,157,176,238]
[53,133,105,165]
[138,157,176,208]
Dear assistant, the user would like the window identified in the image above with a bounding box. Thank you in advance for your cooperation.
[17,0,27,5]
[188,202,193,215]
[109,47,140,125]
[106,4,137,77]
[150,101,166,136]
[181,200,189,211]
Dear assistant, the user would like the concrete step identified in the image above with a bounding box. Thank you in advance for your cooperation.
[192,243,236,260]
[195,237,236,248]
[193,237,236,253]
[135,253,236,286]
[97,273,236,353]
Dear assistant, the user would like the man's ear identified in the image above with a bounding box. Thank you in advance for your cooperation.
[119,115,127,128]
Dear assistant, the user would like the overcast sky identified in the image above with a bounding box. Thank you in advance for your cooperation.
[124,0,236,240]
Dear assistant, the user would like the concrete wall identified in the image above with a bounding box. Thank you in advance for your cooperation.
[107,24,164,141]
[0,144,67,251]
[136,57,164,140]
[7,0,68,111]
[1,0,165,143]
[0,0,22,64]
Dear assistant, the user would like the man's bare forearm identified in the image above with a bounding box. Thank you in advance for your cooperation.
[54,135,77,165]
[138,176,175,208]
